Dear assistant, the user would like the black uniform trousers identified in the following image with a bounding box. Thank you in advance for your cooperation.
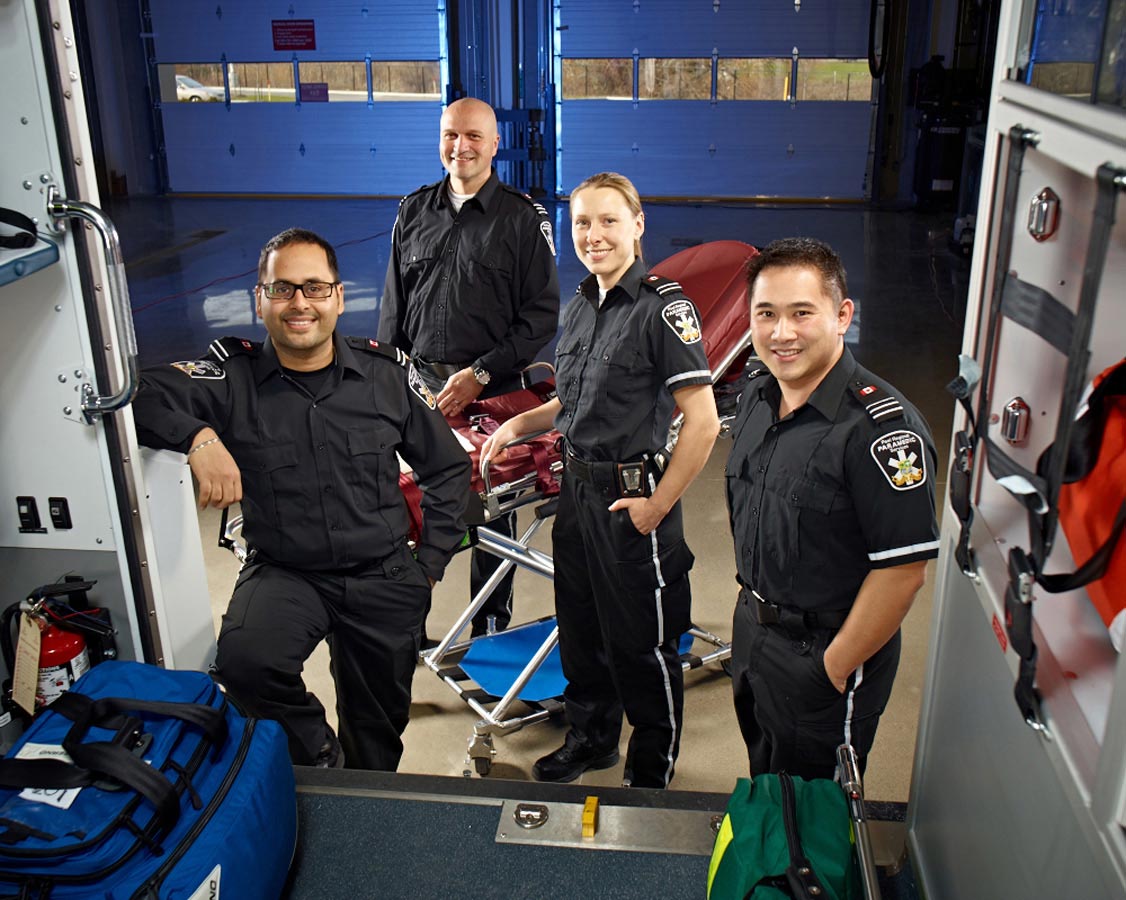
[415,365,516,637]
[730,589,900,781]
[553,474,693,789]
[214,544,429,771]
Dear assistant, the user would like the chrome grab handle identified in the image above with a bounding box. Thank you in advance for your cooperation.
[46,185,139,422]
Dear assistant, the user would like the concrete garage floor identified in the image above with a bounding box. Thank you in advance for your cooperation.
[197,445,939,802]
[119,195,967,803]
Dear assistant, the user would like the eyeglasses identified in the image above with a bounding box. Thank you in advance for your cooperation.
[258,280,341,301]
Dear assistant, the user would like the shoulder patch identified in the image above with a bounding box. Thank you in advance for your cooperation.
[407,362,437,410]
[170,359,225,380]
[848,379,904,423]
[539,219,555,255]
[871,430,928,491]
[661,298,702,344]
[346,336,410,367]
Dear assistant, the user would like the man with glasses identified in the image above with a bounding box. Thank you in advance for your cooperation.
[133,228,470,771]
[378,97,560,639]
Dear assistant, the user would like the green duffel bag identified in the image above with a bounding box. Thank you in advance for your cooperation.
[707,773,861,899]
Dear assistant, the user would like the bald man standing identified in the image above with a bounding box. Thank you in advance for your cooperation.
[379,98,560,639]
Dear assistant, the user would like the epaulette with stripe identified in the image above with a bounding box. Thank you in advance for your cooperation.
[208,336,261,363]
[848,378,905,423]
[641,273,684,296]
[399,183,432,206]
[345,336,410,368]
[501,183,550,218]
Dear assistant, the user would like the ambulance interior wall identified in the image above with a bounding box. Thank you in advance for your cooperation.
[970,142,1126,776]
[909,550,1122,900]
[1,0,143,687]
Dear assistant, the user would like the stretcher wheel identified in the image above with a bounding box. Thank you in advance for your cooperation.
[721,657,733,677]
[474,756,493,777]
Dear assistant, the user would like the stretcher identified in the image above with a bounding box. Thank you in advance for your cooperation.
[407,240,759,777]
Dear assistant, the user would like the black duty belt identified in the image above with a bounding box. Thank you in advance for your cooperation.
[564,445,668,499]
[744,588,849,632]
[413,357,466,381]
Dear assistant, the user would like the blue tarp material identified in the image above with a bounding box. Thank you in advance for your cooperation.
[459,619,693,703]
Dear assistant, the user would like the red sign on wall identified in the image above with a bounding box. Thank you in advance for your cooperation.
[991,613,1008,654]
[272,19,316,52]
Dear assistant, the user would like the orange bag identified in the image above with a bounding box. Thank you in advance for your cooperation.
[1055,359,1126,641]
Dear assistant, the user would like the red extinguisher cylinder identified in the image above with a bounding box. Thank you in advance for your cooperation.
[36,622,90,709]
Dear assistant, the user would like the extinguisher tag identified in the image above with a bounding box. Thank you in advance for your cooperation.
[12,614,40,716]
[16,743,76,764]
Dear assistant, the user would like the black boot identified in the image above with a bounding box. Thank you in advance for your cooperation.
[532,733,619,783]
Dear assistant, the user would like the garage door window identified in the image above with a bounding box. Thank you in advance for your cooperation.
[561,59,632,99]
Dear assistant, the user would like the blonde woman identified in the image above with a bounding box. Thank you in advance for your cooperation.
[481,173,719,788]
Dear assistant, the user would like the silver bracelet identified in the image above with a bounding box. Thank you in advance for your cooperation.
[187,436,220,458]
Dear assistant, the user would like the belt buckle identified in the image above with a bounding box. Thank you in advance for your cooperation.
[616,462,645,498]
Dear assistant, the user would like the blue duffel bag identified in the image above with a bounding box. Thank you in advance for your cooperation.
[0,661,296,899]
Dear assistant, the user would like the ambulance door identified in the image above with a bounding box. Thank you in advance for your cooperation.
[0,0,215,675]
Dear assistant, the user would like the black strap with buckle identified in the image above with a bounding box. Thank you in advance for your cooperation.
[747,589,849,633]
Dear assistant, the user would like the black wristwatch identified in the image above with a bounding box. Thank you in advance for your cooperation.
[471,364,491,386]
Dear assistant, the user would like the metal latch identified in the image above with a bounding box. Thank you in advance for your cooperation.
[1027,187,1060,242]
[1001,396,1031,445]
[513,803,549,829]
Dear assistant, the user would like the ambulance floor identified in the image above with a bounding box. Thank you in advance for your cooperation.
[282,769,924,899]
[117,194,967,807]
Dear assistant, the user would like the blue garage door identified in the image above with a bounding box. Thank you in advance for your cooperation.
[556,0,876,199]
[150,2,446,195]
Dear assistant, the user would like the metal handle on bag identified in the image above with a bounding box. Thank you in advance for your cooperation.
[46,185,138,422]
[836,744,883,900]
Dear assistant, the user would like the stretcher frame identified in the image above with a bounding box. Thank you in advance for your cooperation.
[420,241,758,777]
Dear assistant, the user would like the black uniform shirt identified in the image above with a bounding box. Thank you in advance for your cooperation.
[554,259,713,461]
[378,170,560,376]
[132,334,471,580]
[725,347,939,612]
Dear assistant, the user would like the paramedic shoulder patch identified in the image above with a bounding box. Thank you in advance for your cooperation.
[661,299,702,344]
[407,363,437,410]
[539,219,555,256]
[871,430,927,491]
[170,359,225,380]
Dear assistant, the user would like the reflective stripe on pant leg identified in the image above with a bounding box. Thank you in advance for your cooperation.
[647,472,677,785]
[842,661,866,751]
[648,530,667,644]
[652,644,678,787]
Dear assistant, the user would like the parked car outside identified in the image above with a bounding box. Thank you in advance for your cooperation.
[176,75,223,102]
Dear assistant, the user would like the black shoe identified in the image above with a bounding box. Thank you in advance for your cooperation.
[313,726,344,769]
[532,734,619,783]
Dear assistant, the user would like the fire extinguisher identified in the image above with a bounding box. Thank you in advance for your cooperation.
[1,578,117,724]
[34,618,91,709]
